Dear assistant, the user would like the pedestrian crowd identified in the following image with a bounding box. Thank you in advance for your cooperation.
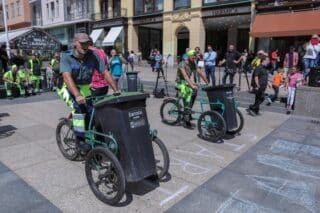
[0,38,142,99]
[146,34,320,116]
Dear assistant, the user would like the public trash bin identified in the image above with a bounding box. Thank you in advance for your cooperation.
[126,71,139,92]
[93,92,156,182]
[41,68,47,90]
[203,84,237,131]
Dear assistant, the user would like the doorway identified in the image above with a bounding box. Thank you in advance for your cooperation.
[177,27,189,61]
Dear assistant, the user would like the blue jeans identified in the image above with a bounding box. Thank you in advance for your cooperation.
[205,65,216,86]
[303,58,316,79]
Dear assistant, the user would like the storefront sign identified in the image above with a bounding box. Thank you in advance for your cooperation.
[13,29,60,50]
[133,16,163,25]
[202,6,251,17]
[93,18,126,28]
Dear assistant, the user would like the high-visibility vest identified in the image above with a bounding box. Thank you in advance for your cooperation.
[29,59,41,75]
[3,65,18,81]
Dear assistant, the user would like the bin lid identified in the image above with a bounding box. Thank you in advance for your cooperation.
[94,92,149,108]
[203,84,235,91]
[126,71,140,75]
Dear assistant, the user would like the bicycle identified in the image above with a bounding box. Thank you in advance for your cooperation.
[56,93,170,205]
[160,84,244,142]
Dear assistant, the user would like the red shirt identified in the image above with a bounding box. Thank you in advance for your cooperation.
[89,47,108,88]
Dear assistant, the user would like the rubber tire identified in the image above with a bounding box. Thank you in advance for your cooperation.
[197,110,226,142]
[152,137,170,179]
[160,99,182,125]
[85,147,125,206]
[227,108,244,135]
[56,118,79,161]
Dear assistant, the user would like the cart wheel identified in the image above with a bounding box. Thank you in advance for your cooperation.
[85,147,125,206]
[152,137,170,179]
[56,118,79,160]
[160,99,182,125]
[197,111,226,142]
[227,108,244,135]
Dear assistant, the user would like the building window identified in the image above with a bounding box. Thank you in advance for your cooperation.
[46,3,49,19]
[203,0,217,5]
[16,0,21,16]
[113,0,121,17]
[100,0,108,19]
[56,0,59,17]
[10,3,15,18]
[174,0,191,9]
[5,5,9,19]
[50,2,55,19]
[134,0,163,16]
[155,0,163,11]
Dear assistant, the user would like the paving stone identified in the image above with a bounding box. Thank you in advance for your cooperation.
[0,163,61,213]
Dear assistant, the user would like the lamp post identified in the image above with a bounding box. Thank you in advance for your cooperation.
[2,0,11,59]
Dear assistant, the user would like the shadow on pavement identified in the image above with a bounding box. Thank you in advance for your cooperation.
[0,125,17,140]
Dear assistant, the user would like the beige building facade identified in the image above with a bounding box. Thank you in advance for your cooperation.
[1,0,31,30]
[91,0,252,64]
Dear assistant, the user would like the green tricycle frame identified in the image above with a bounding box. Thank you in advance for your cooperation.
[160,85,244,141]
[56,94,170,206]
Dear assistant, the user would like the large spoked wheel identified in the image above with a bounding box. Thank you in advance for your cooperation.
[85,147,125,206]
[227,108,244,135]
[56,118,79,161]
[160,99,182,125]
[152,137,170,179]
[197,111,226,142]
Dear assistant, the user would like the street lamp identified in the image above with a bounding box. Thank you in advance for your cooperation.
[2,0,11,59]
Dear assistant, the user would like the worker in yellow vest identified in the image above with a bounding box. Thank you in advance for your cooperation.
[27,54,42,94]
[3,64,27,98]
[48,53,60,91]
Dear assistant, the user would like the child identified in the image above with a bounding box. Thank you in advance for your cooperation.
[266,68,284,106]
[286,66,303,114]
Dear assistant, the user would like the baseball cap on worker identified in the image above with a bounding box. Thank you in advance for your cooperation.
[73,33,90,43]
[187,49,196,57]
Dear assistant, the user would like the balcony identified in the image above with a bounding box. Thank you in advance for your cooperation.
[92,8,127,21]
[65,10,92,21]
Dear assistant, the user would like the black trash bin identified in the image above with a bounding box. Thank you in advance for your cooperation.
[93,92,156,182]
[41,68,47,90]
[204,84,237,131]
[126,72,139,92]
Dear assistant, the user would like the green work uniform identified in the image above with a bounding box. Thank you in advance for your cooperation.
[175,61,197,104]
[3,65,26,96]
[28,59,42,93]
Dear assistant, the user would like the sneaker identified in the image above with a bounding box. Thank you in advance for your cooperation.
[286,110,291,115]
[183,121,194,129]
[76,140,91,154]
[246,108,255,116]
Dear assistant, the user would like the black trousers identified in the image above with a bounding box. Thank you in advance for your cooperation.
[222,69,235,85]
[249,88,266,113]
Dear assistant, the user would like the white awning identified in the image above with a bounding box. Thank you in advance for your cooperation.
[102,26,123,46]
[0,28,31,43]
[89,29,103,43]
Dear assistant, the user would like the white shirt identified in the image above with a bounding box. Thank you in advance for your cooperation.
[304,43,320,59]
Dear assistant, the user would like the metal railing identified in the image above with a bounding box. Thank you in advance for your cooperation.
[65,11,92,21]
[92,8,127,21]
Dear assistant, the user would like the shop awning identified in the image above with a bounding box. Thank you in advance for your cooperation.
[0,27,61,50]
[0,28,31,43]
[90,29,103,44]
[250,10,320,38]
[102,26,123,46]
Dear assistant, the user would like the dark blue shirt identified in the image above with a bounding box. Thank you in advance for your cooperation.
[60,49,105,85]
